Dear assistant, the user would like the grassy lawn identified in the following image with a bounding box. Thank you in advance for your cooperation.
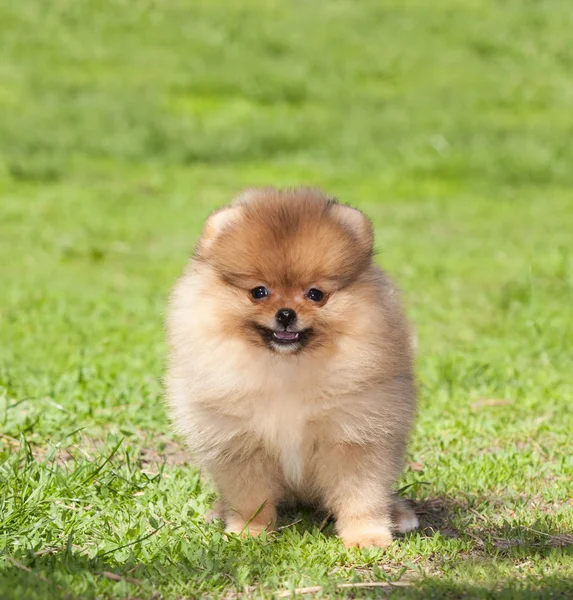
[1,0,572,597]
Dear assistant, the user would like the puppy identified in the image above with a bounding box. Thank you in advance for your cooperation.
[166,187,418,548]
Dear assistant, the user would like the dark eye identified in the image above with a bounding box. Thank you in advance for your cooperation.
[306,288,324,302]
[250,286,269,300]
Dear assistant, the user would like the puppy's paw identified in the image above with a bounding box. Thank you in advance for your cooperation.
[225,516,273,537]
[396,511,419,534]
[339,523,393,549]
[204,501,225,522]
[391,499,419,534]
[225,522,268,537]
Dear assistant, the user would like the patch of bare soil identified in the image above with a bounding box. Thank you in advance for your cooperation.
[139,435,190,469]
[1,431,191,470]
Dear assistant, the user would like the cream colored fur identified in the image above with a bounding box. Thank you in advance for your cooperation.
[166,188,418,547]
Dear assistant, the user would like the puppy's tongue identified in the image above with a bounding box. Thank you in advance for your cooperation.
[273,331,299,341]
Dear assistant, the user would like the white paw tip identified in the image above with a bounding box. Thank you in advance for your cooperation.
[396,513,419,534]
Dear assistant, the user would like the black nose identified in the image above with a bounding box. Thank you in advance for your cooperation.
[276,308,297,328]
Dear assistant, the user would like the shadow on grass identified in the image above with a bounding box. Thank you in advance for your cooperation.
[1,495,572,600]
[279,495,573,558]
[413,496,573,557]
[2,554,573,600]
[392,576,573,599]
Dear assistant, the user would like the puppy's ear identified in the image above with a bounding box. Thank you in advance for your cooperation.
[196,205,242,258]
[330,202,374,253]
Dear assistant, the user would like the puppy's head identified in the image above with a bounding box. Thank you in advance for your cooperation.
[194,188,375,355]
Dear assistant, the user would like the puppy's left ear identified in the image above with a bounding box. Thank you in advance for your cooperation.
[330,202,374,253]
[196,205,242,258]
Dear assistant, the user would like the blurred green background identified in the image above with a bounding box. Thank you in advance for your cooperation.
[1,1,572,598]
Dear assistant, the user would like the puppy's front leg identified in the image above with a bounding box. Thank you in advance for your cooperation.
[210,448,281,537]
[316,443,397,548]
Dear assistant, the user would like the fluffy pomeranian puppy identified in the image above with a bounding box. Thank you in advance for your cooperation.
[166,187,418,548]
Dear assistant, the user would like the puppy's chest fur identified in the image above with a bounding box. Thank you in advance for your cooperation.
[247,392,320,488]
[189,341,384,489]
[224,363,364,489]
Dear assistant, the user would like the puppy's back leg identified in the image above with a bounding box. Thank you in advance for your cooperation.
[391,495,419,534]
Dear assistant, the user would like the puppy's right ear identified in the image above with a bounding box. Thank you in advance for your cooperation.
[329,202,374,255]
[196,205,242,258]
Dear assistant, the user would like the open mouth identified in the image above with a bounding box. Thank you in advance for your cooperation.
[251,323,312,350]
[272,330,300,344]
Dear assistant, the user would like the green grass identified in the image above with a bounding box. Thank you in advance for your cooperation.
[1,0,572,598]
